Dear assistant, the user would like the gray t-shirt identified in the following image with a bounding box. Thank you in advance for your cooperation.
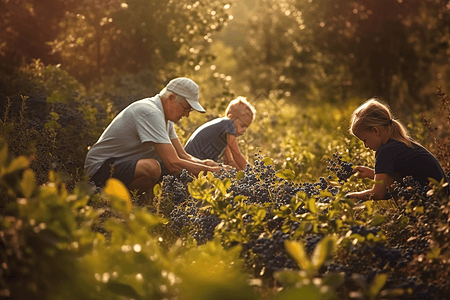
[184,117,236,162]
[84,95,177,176]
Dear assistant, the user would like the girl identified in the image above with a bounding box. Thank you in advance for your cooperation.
[346,98,448,200]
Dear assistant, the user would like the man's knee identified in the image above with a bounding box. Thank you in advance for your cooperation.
[135,159,162,180]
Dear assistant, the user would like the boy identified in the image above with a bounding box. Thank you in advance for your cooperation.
[184,97,256,171]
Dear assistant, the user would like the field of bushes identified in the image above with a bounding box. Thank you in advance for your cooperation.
[1,59,450,300]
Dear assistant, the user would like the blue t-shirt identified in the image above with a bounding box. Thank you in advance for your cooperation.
[375,139,448,187]
[185,117,236,162]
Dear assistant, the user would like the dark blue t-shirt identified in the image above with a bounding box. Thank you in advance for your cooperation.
[184,117,236,162]
[375,139,447,187]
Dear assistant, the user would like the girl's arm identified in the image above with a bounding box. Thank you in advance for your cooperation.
[347,173,394,200]
[353,166,375,179]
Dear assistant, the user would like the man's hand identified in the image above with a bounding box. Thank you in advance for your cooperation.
[208,164,234,175]
[221,164,234,172]
[203,159,219,167]
[353,166,375,179]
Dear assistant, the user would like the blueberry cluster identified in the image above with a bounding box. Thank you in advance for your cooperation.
[169,201,198,235]
[161,174,190,206]
[350,225,380,236]
[390,176,431,200]
[226,159,281,204]
[304,234,323,254]
[164,170,223,244]
[327,153,354,182]
[192,214,222,245]
[179,168,194,184]
[242,231,296,277]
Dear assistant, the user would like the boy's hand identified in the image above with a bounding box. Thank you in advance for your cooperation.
[353,166,374,179]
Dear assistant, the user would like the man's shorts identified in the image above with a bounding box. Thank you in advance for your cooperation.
[89,158,139,188]
[157,158,171,180]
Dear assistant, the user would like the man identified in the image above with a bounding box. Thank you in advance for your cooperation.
[84,77,222,195]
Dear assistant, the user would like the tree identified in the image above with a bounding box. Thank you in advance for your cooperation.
[50,0,233,85]
[0,0,72,74]
[303,0,450,105]
[235,0,450,106]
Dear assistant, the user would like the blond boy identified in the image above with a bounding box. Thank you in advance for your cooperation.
[184,97,256,170]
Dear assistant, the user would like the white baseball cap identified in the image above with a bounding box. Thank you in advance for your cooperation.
[166,77,205,113]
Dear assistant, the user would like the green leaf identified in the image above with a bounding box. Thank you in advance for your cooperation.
[153,183,161,197]
[103,178,132,215]
[369,214,386,227]
[50,111,60,119]
[305,197,317,214]
[262,157,273,166]
[20,169,35,198]
[284,240,311,271]
[297,222,314,234]
[273,270,304,287]
[188,174,213,202]
[380,288,406,297]
[254,208,266,223]
[5,156,29,174]
[1,124,14,135]
[369,273,388,297]
[48,92,65,104]
[329,218,343,232]
[413,206,424,214]
[275,169,296,180]
[233,195,247,204]
[426,247,441,259]
[311,236,336,270]
[322,273,345,289]
[44,120,61,129]
[282,221,291,233]
[397,216,409,229]
[105,281,141,300]
[213,177,227,196]
[272,283,323,299]
[236,171,245,181]
[349,233,365,243]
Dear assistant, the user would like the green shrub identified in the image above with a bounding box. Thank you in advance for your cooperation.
[0,60,115,186]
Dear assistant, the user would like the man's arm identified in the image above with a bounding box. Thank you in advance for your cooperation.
[171,138,220,167]
[153,141,221,175]
[224,133,248,171]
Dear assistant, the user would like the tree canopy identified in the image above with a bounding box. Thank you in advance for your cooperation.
[1,0,450,105]
[1,0,231,85]
[235,0,450,106]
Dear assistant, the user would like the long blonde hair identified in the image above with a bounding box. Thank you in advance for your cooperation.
[350,98,415,148]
